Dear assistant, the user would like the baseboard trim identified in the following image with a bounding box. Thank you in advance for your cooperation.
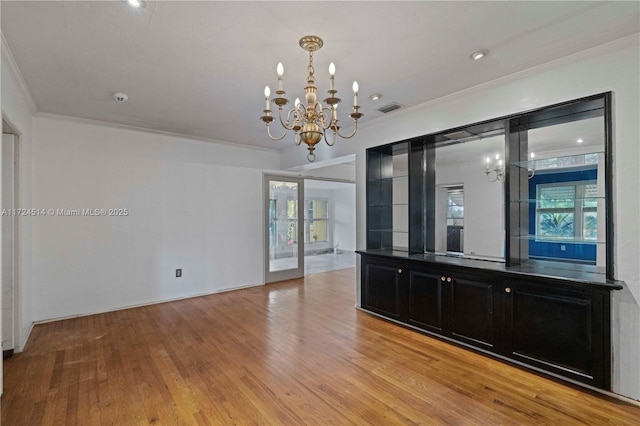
[33,282,265,326]
[17,322,35,353]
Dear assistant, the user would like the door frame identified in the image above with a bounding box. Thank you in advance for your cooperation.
[264,174,304,283]
[2,127,19,360]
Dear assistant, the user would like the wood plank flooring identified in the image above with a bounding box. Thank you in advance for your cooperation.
[3,268,639,425]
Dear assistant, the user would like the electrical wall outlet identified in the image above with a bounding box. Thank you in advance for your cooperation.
[176,268,182,278]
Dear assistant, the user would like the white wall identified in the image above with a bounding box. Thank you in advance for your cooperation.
[304,182,356,252]
[281,36,640,400]
[31,116,280,321]
[1,42,36,353]
[436,160,504,258]
[331,185,356,252]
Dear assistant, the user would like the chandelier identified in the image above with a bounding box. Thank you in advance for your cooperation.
[260,35,363,162]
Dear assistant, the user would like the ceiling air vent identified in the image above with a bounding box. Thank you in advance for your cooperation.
[378,102,402,114]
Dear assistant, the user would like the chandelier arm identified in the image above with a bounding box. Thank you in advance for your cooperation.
[335,120,360,139]
[277,107,295,131]
[323,129,337,146]
[285,108,298,128]
[294,132,302,146]
[265,124,288,141]
[486,172,496,182]
[320,106,336,130]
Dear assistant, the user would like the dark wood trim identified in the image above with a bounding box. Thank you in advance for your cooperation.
[408,139,426,254]
[604,92,614,279]
[357,249,623,291]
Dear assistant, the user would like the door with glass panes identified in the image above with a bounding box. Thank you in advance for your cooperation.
[264,175,304,282]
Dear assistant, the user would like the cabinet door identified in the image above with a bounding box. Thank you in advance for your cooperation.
[448,275,499,351]
[362,260,404,320]
[504,281,607,388]
[408,270,444,333]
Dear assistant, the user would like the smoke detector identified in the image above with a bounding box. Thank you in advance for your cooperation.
[113,92,129,103]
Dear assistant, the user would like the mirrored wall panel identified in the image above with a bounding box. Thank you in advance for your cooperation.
[433,131,506,261]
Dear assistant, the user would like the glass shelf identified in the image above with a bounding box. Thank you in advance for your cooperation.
[513,235,605,244]
[510,197,605,203]
[512,151,603,170]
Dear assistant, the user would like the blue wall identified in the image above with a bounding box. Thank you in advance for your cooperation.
[528,168,597,263]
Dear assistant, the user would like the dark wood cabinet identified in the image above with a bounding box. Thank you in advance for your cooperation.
[358,251,620,390]
[362,259,405,320]
[407,269,444,332]
[408,268,499,350]
[504,280,608,387]
[448,273,499,351]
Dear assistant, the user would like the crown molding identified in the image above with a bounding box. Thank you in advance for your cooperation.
[359,33,640,130]
[1,32,38,114]
[417,33,640,113]
[34,112,282,155]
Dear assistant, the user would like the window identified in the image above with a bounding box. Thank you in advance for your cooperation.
[269,199,298,248]
[535,181,597,241]
[304,199,328,244]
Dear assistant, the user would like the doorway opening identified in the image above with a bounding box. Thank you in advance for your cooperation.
[2,118,20,361]
[303,179,356,275]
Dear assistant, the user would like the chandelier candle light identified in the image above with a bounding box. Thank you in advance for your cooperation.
[260,35,363,162]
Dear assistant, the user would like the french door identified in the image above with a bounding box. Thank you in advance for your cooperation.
[264,175,304,283]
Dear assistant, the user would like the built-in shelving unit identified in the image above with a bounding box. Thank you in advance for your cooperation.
[358,92,623,391]
[366,142,409,251]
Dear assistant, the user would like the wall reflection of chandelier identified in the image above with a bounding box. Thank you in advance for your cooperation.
[484,152,536,182]
[260,35,363,162]
[484,154,505,182]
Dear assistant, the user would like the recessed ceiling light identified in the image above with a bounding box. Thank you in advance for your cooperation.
[113,92,129,102]
[125,0,146,8]
[577,138,584,143]
[469,49,489,61]
[369,93,383,101]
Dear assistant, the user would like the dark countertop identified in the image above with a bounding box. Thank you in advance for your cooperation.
[356,249,624,291]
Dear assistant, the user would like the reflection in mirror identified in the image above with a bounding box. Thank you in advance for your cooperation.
[446,187,464,253]
[392,152,409,250]
[526,116,605,267]
[434,131,505,261]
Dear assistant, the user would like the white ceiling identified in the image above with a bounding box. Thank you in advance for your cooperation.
[2,1,638,152]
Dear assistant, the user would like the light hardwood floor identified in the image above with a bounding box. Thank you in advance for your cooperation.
[2,268,639,425]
